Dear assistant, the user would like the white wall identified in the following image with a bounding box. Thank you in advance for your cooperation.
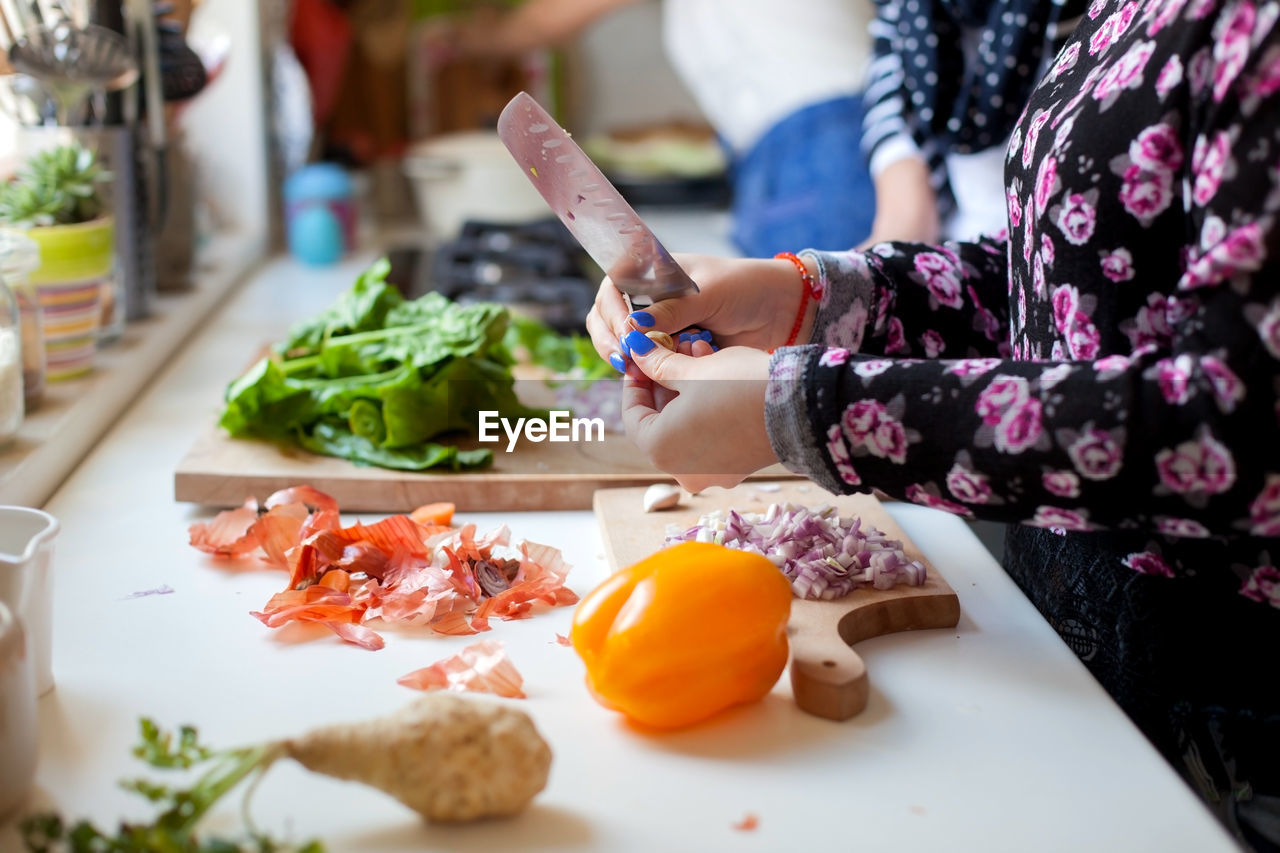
[569,0,705,136]
[182,0,269,235]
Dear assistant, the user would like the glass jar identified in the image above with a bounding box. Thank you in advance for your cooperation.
[0,231,45,410]
[0,274,23,447]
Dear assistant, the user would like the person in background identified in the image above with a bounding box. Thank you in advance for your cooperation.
[436,0,878,257]
[860,0,1088,245]
[588,1,1280,849]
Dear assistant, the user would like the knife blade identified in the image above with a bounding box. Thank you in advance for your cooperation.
[496,91,699,305]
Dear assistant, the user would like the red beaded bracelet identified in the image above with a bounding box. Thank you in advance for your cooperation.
[775,251,820,348]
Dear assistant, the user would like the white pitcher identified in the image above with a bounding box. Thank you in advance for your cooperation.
[0,506,58,695]
[0,601,38,819]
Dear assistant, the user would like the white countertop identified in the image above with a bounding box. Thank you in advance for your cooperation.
[0,218,1241,853]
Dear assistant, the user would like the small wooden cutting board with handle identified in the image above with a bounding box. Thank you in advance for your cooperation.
[594,483,960,721]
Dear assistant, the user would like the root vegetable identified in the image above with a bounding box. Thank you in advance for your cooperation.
[19,696,553,852]
[282,694,551,822]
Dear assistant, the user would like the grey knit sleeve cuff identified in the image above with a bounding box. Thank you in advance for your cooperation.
[800,249,880,350]
[764,346,842,494]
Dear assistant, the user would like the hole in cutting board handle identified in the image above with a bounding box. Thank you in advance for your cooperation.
[822,660,836,667]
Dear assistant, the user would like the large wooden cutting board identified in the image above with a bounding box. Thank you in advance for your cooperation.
[594,483,960,721]
[173,428,798,512]
[174,353,798,511]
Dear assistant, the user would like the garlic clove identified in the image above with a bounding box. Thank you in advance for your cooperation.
[643,483,682,512]
[645,331,675,351]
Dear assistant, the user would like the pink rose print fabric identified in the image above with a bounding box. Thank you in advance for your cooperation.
[1123,551,1176,576]
[765,0,1280,613]
[1240,564,1280,605]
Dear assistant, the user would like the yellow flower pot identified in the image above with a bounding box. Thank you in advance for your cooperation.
[25,217,114,381]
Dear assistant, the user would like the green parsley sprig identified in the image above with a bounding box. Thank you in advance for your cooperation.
[19,718,318,853]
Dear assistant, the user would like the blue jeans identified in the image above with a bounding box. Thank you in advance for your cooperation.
[730,94,876,258]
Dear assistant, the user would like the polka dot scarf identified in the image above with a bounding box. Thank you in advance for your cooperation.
[900,0,1084,152]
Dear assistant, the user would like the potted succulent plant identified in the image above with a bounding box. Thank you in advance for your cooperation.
[0,143,113,380]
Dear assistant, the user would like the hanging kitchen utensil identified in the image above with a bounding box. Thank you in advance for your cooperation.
[156,16,204,100]
[127,0,166,223]
[6,0,42,38]
[496,91,698,306]
[149,2,204,101]
[0,5,18,48]
[0,71,56,125]
[8,20,138,125]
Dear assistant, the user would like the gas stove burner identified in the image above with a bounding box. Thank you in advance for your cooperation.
[480,231,515,253]
[389,218,601,335]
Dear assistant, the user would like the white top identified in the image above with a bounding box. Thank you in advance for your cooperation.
[944,144,1011,241]
[662,0,874,154]
[0,211,1239,853]
[938,27,1010,241]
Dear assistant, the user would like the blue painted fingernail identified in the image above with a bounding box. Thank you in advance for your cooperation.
[711,344,720,352]
[629,311,655,327]
[678,332,692,343]
[620,336,630,357]
[624,329,656,356]
[609,353,626,373]
[697,330,714,343]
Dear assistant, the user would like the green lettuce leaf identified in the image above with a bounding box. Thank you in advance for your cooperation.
[220,258,552,473]
[297,421,492,471]
[275,258,402,357]
[503,314,614,380]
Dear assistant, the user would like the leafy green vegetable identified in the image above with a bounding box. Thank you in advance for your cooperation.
[348,399,386,445]
[503,314,614,381]
[298,422,488,471]
[274,258,401,357]
[132,719,213,768]
[20,720,321,853]
[220,258,553,471]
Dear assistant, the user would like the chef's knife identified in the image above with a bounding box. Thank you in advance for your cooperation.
[496,91,698,305]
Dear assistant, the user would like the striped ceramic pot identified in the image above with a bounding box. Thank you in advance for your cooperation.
[27,217,114,381]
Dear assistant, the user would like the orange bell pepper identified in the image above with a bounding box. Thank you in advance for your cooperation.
[570,541,792,729]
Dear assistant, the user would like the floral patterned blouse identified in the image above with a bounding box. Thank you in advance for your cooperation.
[767,0,1280,613]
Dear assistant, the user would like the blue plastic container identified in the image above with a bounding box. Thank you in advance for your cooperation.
[284,164,357,266]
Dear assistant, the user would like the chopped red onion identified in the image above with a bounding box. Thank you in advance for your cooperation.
[664,502,928,600]
[554,380,624,433]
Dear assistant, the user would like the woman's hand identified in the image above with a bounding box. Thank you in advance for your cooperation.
[618,331,778,493]
[586,253,815,371]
